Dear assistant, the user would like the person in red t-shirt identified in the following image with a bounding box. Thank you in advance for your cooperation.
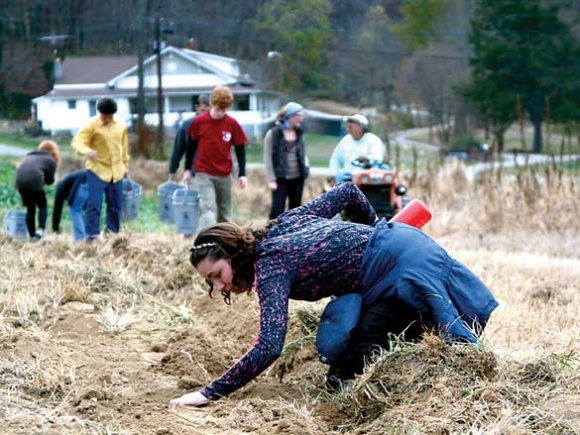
[183,86,248,228]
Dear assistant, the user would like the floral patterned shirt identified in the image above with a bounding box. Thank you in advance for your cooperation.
[201,182,377,399]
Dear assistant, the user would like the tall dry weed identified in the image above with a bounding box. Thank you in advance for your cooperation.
[402,159,580,236]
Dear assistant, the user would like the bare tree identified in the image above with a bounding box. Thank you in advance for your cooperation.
[394,45,469,145]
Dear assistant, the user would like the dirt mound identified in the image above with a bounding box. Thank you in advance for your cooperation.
[312,336,575,434]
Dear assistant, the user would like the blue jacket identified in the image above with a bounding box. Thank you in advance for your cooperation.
[316,219,499,363]
[52,169,88,233]
[361,220,498,342]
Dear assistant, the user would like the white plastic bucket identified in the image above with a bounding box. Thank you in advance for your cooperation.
[4,210,28,239]
[172,189,199,235]
[121,178,142,223]
[157,181,183,223]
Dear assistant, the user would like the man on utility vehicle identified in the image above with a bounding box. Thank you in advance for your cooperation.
[328,114,386,185]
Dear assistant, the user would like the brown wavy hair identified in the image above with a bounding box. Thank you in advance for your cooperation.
[189,220,276,304]
[38,140,61,166]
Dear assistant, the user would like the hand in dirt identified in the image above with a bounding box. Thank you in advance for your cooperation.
[169,391,210,408]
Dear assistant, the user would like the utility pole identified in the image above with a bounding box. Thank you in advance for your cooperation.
[155,15,164,157]
[38,33,71,85]
[136,0,146,155]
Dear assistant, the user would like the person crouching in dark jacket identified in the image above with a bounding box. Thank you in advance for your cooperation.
[15,140,61,241]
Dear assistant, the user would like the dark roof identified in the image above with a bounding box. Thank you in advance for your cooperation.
[45,84,261,99]
[45,49,258,99]
[56,56,138,85]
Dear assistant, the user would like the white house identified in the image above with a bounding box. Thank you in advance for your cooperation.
[32,46,283,140]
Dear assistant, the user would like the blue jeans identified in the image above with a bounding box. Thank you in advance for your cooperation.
[70,182,88,241]
[326,300,426,387]
[85,170,122,238]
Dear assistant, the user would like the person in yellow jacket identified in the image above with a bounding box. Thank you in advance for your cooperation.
[71,98,129,240]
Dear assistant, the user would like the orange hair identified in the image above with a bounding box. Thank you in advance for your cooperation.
[210,86,234,110]
[38,140,61,166]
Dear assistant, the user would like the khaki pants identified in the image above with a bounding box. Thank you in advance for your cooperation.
[195,172,232,229]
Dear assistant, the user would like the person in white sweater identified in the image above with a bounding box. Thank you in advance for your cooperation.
[328,114,386,184]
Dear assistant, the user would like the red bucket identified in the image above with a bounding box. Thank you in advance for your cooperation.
[388,199,432,229]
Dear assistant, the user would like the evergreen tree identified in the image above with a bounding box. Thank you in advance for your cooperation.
[466,0,579,153]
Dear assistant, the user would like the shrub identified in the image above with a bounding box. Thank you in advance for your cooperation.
[447,134,480,152]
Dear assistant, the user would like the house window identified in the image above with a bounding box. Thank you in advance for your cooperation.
[67,100,77,109]
[129,97,157,113]
[233,94,250,111]
[89,100,97,117]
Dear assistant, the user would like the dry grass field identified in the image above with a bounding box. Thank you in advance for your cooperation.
[1,158,580,434]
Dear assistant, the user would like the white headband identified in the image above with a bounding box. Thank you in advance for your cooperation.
[190,242,217,252]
